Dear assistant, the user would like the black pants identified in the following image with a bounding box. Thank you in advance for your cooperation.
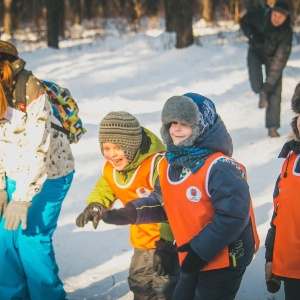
[284,278,300,300]
[172,267,246,300]
[247,49,282,129]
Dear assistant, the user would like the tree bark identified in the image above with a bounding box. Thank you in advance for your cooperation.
[164,0,175,32]
[174,0,193,48]
[3,0,12,37]
[46,0,60,49]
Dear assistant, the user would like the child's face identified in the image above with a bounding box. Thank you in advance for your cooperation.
[102,142,129,171]
[169,121,193,146]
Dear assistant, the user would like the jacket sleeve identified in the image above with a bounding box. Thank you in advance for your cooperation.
[265,31,293,87]
[265,175,280,262]
[86,174,116,208]
[1,92,53,202]
[190,160,251,262]
[131,176,168,223]
[240,7,265,40]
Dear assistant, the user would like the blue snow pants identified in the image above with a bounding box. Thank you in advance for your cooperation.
[0,172,74,300]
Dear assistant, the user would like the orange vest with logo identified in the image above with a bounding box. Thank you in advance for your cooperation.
[272,153,300,279]
[104,153,162,249]
[159,152,260,271]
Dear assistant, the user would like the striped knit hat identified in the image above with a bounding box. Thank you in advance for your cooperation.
[99,111,142,163]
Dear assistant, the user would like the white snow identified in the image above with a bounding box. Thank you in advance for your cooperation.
[14,22,299,299]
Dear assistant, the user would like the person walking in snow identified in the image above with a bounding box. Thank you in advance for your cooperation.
[240,1,293,137]
[76,111,180,300]
[0,40,74,300]
[101,93,260,300]
[265,82,300,299]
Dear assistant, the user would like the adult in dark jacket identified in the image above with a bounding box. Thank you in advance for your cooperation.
[101,93,260,300]
[265,82,300,298]
[240,1,293,137]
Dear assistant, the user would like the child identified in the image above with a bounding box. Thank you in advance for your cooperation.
[76,111,179,300]
[102,93,260,300]
[265,82,300,299]
[0,41,74,299]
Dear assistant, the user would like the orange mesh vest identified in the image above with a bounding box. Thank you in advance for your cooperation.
[159,152,260,271]
[104,153,162,249]
[272,153,300,279]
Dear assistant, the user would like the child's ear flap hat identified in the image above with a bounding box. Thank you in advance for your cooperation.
[99,111,143,163]
[291,83,300,140]
[160,93,217,147]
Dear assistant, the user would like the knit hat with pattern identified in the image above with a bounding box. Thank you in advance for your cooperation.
[99,111,143,163]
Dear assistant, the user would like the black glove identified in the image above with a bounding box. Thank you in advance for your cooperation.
[177,243,206,273]
[265,262,281,293]
[102,203,137,225]
[153,238,178,276]
[260,82,273,94]
[76,202,106,229]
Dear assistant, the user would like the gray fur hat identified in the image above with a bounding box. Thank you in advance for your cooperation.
[160,93,217,147]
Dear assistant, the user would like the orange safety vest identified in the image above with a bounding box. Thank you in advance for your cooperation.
[104,153,162,249]
[272,153,300,279]
[159,152,260,271]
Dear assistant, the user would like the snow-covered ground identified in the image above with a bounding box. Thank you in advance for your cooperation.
[14,21,300,299]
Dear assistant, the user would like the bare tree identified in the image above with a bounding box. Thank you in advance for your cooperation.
[164,0,175,31]
[3,0,12,37]
[174,0,193,48]
[46,0,60,48]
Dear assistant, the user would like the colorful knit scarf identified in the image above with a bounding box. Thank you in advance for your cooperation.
[165,144,214,174]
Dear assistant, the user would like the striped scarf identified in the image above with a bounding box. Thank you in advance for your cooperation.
[165,144,214,174]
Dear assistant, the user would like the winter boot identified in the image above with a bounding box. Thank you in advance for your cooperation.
[268,127,280,138]
[259,92,268,108]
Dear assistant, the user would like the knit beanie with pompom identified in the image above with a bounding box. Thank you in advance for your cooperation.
[160,93,217,147]
[99,111,142,163]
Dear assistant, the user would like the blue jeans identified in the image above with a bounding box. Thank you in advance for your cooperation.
[0,172,74,300]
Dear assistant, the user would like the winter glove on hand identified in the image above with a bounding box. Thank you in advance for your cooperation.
[153,238,178,276]
[102,203,137,225]
[0,190,8,217]
[4,200,31,230]
[265,262,281,293]
[76,202,106,229]
[177,243,206,273]
[260,83,273,94]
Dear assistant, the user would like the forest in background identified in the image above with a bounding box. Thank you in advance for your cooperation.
[1,0,300,49]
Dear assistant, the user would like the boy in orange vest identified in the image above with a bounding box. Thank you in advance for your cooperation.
[101,93,260,300]
[265,82,300,298]
[76,111,179,300]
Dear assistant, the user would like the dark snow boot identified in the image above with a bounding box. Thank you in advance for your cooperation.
[268,127,280,138]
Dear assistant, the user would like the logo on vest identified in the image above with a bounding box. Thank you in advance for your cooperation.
[186,186,201,202]
[136,187,151,198]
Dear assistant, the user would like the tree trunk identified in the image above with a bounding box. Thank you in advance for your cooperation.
[46,0,60,49]
[174,0,193,48]
[164,0,175,32]
[202,0,213,22]
[3,0,12,37]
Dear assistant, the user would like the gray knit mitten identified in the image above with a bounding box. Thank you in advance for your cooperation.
[0,190,8,217]
[265,262,281,293]
[4,200,31,230]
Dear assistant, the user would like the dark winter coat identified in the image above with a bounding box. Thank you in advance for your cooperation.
[130,116,256,269]
[240,5,293,87]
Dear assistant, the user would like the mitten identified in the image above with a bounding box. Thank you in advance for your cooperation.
[260,82,273,94]
[250,32,264,44]
[0,190,8,217]
[265,262,281,293]
[153,238,178,276]
[102,203,137,225]
[177,243,206,273]
[76,202,106,229]
[4,200,31,230]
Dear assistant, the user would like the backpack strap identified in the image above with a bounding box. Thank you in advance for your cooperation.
[15,69,32,106]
